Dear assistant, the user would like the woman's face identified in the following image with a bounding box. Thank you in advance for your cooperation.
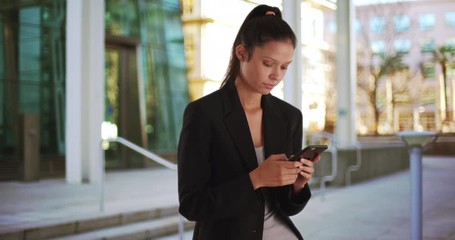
[236,40,294,95]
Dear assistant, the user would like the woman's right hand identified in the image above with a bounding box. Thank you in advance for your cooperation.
[249,154,303,190]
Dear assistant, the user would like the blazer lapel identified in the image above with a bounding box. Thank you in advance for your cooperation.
[262,95,287,158]
[221,83,288,171]
[222,83,258,172]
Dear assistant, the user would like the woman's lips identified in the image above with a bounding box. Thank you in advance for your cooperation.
[264,83,275,90]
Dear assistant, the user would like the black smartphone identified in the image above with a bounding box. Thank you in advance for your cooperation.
[288,145,328,161]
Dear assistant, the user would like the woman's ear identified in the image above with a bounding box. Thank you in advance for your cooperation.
[235,44,247,61]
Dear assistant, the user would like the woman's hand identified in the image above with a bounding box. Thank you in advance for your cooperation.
[249,154,302,190]
[293,155,320,193]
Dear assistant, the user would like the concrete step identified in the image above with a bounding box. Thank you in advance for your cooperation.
[50,215,195,240]
[0,206,190,240]
[155,230,194,240]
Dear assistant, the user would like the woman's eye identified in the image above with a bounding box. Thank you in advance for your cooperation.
[264,62,273,67]
[281,66,288,70]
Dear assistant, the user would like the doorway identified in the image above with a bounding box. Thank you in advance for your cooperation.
[104,35,147,169]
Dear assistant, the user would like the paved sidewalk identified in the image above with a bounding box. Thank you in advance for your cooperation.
[294,155,455,240]
[1,156,454,239]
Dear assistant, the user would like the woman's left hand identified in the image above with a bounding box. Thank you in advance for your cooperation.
[293,155,320,193]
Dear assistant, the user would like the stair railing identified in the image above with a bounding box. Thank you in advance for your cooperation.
[100,136,185,240]
[345,141,362,186]
[309,132,337,200]
[309,132,363,199]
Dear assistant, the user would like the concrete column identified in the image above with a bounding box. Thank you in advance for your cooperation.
[282,0,302,110]
[66,0,105,184]
[335,0,357,147]
[282,0,304,144]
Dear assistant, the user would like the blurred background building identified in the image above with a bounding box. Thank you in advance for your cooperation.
[0,0,189,181]
[0,0,454,182]
[181,0,455,134]
[324,0,455,135]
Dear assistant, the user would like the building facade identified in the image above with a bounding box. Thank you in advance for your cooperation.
[325,0,455,134]
[0,0,189,181]
[181,0,336,134]
[181,0,455,137]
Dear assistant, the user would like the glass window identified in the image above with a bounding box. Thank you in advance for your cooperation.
[394,39,411,54]
[327,19,360,34]
[446,12,455,27]
[327,21,336,33]
[421,62,435,79]
[105,1,140,37]
[0,0,67,160]
[420,39,435,53]
[446,38,455,48]
[419,13,435,31]
[370,16,386,34]
[355,19,362,34]
[301,6,324,43]
[105,0,189,152]
[371,40,385,54]
[394,15,410,33]
[19,7,41,113]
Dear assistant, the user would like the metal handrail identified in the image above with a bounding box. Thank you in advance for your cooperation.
[100,137,184,240]
[108,137,177,170]
[309,132,337,200]
[345,141,362,186]
[309,132,364,199]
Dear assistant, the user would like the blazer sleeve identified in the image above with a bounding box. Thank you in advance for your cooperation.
[177,102,259,221]
[276,110,311,216]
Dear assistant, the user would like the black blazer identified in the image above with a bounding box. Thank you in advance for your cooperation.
[177,81,311,240]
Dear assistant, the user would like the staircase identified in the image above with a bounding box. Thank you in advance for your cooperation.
[0,206,194,240]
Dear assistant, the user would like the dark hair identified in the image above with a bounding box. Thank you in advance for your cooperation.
[220,5,297,87]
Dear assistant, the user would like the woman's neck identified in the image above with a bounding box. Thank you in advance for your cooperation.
[234,79,262,111]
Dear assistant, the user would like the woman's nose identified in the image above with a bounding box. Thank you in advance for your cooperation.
[270,67,283,81]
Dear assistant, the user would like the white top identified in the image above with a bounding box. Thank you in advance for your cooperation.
[255,146,298,240]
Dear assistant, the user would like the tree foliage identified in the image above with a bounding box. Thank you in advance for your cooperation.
[431,45,455,124]
[355,2,420,135]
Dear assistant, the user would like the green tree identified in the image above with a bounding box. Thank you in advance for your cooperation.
[432,45,455,126]
[355,2,411,135]
[357,53,407,135]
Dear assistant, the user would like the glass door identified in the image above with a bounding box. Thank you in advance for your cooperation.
[105,42,146,169]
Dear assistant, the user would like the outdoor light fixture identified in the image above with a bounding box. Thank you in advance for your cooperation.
[396,131,437,240]
[397,131,437,147]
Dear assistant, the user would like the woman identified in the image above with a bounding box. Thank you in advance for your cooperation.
[177,4,319,240]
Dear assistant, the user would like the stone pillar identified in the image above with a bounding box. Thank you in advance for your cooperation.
[66,0,105,183]
[335,0,357,147]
